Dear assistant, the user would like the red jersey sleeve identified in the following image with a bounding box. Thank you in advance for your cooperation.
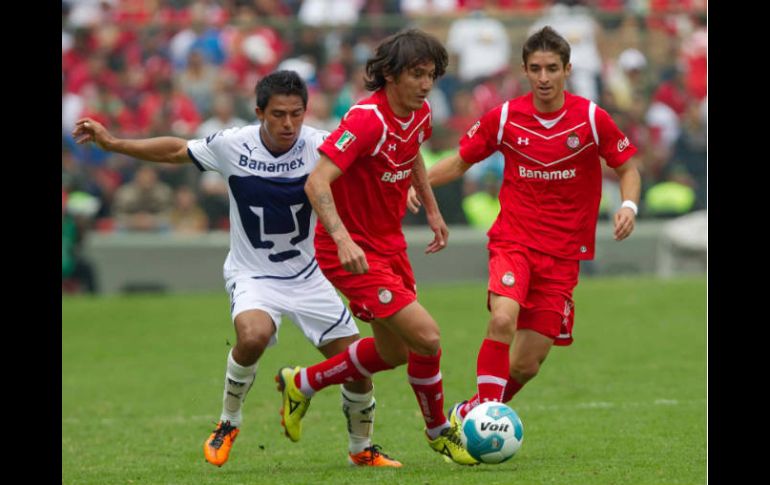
[458,105,503,164]
[318,108,385,172]
[594,105,637,168]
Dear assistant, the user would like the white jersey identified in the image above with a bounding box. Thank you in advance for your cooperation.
[188,124,328,280]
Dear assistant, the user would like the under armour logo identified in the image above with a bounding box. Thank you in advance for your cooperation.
[387,143,397,151]
[517,137,529,146]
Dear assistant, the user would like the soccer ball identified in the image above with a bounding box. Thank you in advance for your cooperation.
[460,401,523,464]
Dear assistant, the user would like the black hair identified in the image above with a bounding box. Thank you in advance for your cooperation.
[255,70,308,110]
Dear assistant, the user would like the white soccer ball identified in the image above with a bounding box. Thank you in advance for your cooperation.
[460,401,523,464]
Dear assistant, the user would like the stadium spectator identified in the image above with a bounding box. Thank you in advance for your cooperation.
[62,190,101,294]
[176,49,222,116]
[277,29,478,466]
[195,93,248,139]
[72,70,401,468]
[445,3,510,84]
[169,186,209,234]
[408,26,641,424]
[197,171,230,231]
[112,165,174,232]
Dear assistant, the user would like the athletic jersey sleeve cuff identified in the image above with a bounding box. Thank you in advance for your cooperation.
[317,144,346,171]
[606,145,638,168]
[187,147,207,172]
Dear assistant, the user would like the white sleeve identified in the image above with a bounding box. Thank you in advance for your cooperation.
[186,127,241,172]
[187,135,221,172]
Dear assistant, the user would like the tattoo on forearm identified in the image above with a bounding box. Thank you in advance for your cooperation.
[316,192,342,234]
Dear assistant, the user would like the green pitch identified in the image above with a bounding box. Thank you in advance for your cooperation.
[62,277,706,485]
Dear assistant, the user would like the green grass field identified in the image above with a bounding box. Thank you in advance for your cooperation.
[62,276,706,485]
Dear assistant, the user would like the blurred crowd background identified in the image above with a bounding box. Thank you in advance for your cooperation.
[62,0,707,290]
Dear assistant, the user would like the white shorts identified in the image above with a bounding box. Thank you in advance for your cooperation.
[225,268,359,348]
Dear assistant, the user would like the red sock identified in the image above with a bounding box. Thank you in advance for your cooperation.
[476,338,510,403]
[459,376,524,419]
[407,349,447,432]
[502,376,524,402]
[297,337,393,393]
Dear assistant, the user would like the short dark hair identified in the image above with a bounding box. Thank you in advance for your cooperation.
[255,70,308,110]
[522,26,571,68]
[364,29,448,92]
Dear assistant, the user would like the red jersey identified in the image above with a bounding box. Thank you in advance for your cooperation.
[459,91,636,260]
[316,89,433,255]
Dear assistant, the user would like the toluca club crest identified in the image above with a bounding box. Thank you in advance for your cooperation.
[566,133,580,150]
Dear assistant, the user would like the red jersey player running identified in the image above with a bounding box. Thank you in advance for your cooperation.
[275,29,478,466]
[408,26,642,425]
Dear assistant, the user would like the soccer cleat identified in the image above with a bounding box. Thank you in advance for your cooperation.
[203,420,239,467]
[348,444,403,467]
[426,425,479,466]
[275,366,311,442]
[448,401,467,429]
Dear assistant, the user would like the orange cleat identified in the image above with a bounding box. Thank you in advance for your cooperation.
[203,420,240,467]
[348,445,403,467]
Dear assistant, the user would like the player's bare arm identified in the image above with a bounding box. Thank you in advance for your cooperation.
[410,152,449,254]
[407,152,472,214]
[305,155,369,274]
[72,117,192,165]
[612,157,642,241]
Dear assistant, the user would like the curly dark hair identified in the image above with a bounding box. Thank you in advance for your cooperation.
[364,29,448,92]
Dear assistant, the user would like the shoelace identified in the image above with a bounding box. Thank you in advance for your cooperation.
[210,421,236,448]
[442,427,464,447]
[362,444,392,462]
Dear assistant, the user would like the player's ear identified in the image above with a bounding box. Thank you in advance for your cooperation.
[564,62,572,77]
[255,107,264,121]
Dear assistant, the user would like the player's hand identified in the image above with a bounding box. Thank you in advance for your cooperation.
[425,213,448,254]
[407,186,422,214]
[337,238,369,274]
[613,207,636,241]
[72,118,113,150]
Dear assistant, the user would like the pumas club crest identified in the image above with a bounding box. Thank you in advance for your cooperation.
[566,133,580,150]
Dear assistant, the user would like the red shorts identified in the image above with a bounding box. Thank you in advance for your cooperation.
[315,247,416,322]
[488,242,580,346]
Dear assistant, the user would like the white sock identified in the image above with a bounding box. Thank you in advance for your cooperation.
[341,387,375,454]
[220,349,257,427]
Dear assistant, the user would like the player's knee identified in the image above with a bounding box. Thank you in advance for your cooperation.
[487,313,516,341]
[408,326,441,356]
[237,327,272,354]
[510,360,540,383]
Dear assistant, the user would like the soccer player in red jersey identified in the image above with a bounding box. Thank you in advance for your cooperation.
[409,26,642,423]
[275,29,478,466]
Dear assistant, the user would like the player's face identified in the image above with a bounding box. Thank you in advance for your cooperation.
[523,50,572,112]
[256,94,306,154]
[386,61,436,117]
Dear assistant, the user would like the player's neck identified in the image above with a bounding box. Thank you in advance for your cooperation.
[259,127,292,158]
[533,92,566,115]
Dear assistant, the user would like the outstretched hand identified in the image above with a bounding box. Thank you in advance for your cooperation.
[72,118,112,150]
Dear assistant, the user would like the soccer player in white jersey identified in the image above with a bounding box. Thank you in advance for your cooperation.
[71,70,401,468]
